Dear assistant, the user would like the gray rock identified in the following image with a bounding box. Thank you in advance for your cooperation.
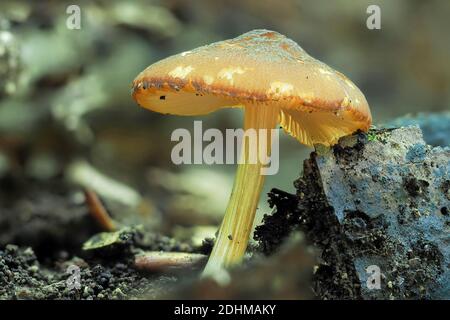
[256,126,449,299]
[317,126,449,299]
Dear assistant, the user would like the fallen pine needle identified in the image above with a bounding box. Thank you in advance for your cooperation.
[134,251,207,272]
[84,189,117,232]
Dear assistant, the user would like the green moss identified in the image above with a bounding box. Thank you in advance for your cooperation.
[367,126,392,144]
[368,131,379,142]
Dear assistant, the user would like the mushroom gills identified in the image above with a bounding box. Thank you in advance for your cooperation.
[279,107,367,146]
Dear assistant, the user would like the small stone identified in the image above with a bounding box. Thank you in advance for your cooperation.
[313,265,319,274]
[27,265,39,274]
[408,258,421,268]
[411,208,421,218]
[23,248,35,256]
[15,288,32,299]
[112,288,125,299]
[115,263,127,271]
[83,286,94,298]
[5,244,18,253]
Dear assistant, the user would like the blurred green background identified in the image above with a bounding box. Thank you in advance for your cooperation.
[0,0,449,238]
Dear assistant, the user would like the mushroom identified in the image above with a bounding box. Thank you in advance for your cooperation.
[131,29,372,278]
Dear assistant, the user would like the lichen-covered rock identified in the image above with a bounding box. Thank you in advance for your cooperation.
[255,126,449,300]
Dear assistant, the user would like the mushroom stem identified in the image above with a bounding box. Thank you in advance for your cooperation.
[203,104,279,278]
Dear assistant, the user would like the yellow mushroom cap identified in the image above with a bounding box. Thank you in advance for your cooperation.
[132,29,372,146]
